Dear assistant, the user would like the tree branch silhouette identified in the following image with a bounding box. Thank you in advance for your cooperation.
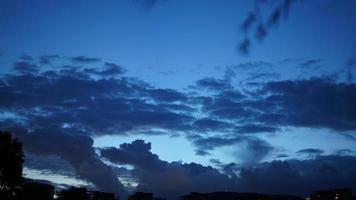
[0,131,24,200]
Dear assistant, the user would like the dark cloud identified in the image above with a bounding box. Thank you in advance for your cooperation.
[198,77,356,136]
[19,54,33,61]
[333,148,355,156]
[233,124,279,134]
[83,62,125,76]
[210,104,255,120]
[192,118,232,131]
[237,155,356,196]
[70,56,101,63]
[300,59,322,69]
[218,90,245,100]
[0,61,193,134]
[195,77,232,91]
[2,55,356,199]
[103,140,356,198]
[39,54,61,65]
[258,78,356,131]
[192,136,243,152]
[191,135,273,163]
[197,77,356,132]
[13,61,39,73]
[241,138,274,164]
[3,125,127,197]
[275,154,289,158]
[3,57,356,156]
[238,38,250,54]
[238,0,298,54]
[200,96,256,120]
[195,149,211,156]
[158,103,194,112]
[24,153,76,177]
[237,160,303,195]
[101,140,166,171]
[297,148,324,155]
[209,159,240,177]
[144,88,187,102]
[245,72,280,81]
[101,140,235,200]
[104,62,125,74]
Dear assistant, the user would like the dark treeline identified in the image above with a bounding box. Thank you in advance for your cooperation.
[0,131,24,200]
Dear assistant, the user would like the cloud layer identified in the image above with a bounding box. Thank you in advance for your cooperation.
[1,55,356,199]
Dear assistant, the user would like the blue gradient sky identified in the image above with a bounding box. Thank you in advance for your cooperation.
[1,0,355,88]
[1,0,356,198]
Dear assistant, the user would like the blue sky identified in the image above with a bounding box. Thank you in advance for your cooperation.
[1,0,355,88]
[1,0,356,199]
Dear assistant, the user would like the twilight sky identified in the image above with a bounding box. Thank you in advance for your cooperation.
[1,0,356,199]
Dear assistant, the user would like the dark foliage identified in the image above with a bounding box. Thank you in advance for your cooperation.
[57,187,89,200]
[0,131,24,199]
[19,181,55,200]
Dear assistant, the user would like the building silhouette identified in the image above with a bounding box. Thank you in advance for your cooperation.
[19,181,55,200]
[88,191,117,200]
[128,192,165,200]
[180,192,270,200]
[180,192,303,200]
[56,187,117,200]
[307,189,353,200]
[57,187,88,200]
[129,192,154,200]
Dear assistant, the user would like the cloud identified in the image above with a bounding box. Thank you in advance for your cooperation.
[24,153,76,177]
[13,61,39,73]
[237,160,302,195]
[0,60,193,134]
[258,78,356,131]
[194,77,232,91]
[197,76,356,132]
[245,72,280,81]
[333,148,355,156]
[201,96,256,120]
[237,155,356,196]
[101,140,356,199]
[101,140,235,200]
[3,125,127,197]
[83,62,125,76]
[243,138,274,164]
[192,118,232,131]
[2,55,356,199]
[38,55,61,65]
[299,59,322,69]
[144,88,187,102]
[2,56,356,162]
[19,54,33,61]
[191,135,273,163]
[209,159,240,177]
[192,136,243,152]
[70,56,101,64]
[275,154,289,159]
[101,140,166,171]
[233,124,279,134]
[297,148,324,155]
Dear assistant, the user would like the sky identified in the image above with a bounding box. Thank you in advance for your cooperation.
[1,0,356,199]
